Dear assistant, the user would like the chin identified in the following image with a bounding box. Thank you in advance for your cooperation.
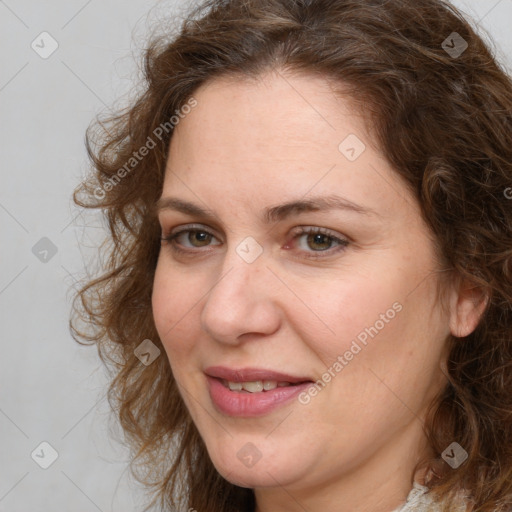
[208,446,304,489]
[217,466,287,489]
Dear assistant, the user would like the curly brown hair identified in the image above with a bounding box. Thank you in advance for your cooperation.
[71,0,512,510]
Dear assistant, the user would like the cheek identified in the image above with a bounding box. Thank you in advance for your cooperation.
[151,261,199,357]
[312,277,446,415]
[151,263,173,335]
[293,264,441,395]
[289,271,407,355]
[152,258,202,321]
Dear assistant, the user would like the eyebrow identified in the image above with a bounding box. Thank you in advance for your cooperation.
[155,195,380,223]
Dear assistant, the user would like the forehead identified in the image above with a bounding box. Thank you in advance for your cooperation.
[170,70,367,155]
[161,70,411,225]
[165,71,372,178]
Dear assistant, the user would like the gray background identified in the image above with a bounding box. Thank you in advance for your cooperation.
[1,1,511,510]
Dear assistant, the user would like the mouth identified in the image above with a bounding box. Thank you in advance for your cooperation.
[204,366,315,417]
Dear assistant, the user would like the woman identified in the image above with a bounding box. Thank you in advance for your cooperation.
[72,0,512,511]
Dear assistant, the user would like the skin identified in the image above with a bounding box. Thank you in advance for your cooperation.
[151,70,484,512]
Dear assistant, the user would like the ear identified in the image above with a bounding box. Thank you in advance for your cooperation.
[448,278,489,338]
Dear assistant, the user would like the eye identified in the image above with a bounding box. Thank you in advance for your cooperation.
[288,226,349,258]
[160,224,221,254]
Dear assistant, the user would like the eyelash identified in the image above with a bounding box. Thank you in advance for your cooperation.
[160,224,349,260]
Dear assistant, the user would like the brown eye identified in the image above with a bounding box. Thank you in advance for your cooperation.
[288,226,350,259]
[185,230,213,247]
[160,225,221,254]
[305,233,334,251]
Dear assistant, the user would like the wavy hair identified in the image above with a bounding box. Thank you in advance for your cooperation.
[71,0,512,510]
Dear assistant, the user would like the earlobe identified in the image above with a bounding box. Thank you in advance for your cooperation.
[448,279,489,338]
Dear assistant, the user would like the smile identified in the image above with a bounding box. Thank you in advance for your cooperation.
[204,366,314,417]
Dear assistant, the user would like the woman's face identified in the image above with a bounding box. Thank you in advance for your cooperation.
[152,71,454,508]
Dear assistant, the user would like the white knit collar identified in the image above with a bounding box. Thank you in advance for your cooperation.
[392,481,440,512]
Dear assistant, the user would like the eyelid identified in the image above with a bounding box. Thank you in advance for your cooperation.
[288,225,349,241]
[165,223,222,239]
[162,223,347,241]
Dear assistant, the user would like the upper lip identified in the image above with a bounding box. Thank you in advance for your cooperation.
[204,366,313,384]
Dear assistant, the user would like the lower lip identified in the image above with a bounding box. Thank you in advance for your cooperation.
[206,376,312,417]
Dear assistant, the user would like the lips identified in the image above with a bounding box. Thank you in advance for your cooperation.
[204,366,315,417]
[204,366,312,384]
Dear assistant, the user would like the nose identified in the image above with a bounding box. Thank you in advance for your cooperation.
[200,248,281,345]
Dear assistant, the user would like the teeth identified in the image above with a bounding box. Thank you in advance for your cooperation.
[242,381,264,392]
[227,381,243,391]
[223,379,292,392]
